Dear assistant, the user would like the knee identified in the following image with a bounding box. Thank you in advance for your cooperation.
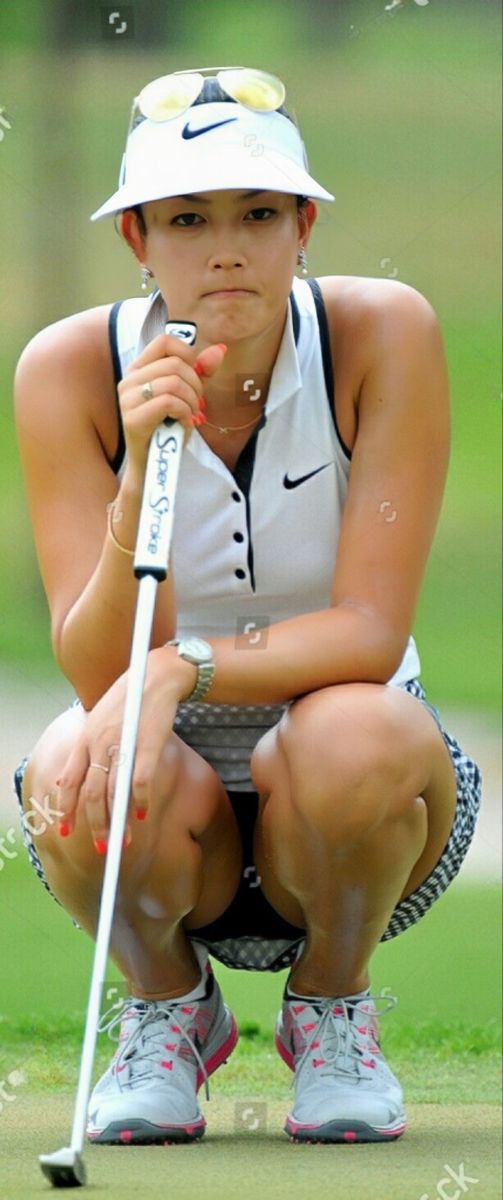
[21,705,85,812]
[22,767,97,879]
[250,725,286,796]
[137,739,230,840]
[277,688,416,840]
[19,712,84,858]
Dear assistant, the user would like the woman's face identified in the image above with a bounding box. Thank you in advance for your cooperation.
[125,189,315,345]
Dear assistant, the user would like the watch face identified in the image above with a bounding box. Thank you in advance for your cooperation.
[182,636,212,663]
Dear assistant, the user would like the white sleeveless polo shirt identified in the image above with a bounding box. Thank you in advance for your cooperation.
[109,277,421,790]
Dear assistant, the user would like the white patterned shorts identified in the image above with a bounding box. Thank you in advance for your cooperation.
[13,679,482,973]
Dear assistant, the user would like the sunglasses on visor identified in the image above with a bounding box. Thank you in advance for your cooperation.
[128,66,287,134]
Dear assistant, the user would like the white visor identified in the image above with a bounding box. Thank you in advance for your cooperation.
[90,103,334,220]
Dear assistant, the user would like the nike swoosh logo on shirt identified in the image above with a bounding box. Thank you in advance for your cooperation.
[283,464,332,489]
[182,118,238,140]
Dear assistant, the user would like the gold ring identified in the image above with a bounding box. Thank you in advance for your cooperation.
[89,762,110,774]
[141,382,154,401]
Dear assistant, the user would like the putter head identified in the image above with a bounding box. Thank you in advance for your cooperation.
[39,1147,87,1188]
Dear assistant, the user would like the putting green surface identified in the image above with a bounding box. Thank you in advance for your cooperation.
[0,1095,501,1200]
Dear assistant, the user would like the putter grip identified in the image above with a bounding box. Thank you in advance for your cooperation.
[134,321,197,579]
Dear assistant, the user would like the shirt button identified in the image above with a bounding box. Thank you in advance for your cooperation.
[235,569,246,580]
[233,532,244,543]
[231,491,241,502]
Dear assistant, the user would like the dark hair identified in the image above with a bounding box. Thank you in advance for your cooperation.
[129,204,148,236]
[190,76,295,123]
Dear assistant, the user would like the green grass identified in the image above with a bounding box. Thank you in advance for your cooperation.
[0,1015,500,1106]
[0,847,500,1103]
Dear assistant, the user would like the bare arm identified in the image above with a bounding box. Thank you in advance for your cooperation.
[166,281,450,705]
[14,310,223,709]
[14,308,174,706]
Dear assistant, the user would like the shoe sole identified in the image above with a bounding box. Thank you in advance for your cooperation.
[88,1117,205,1145]
[285,1116,406,1143]
[88,1012,239,1145]
[276,1030,406,1144]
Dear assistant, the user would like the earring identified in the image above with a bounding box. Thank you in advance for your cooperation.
[140,265,153,291]
[297,245,308,276]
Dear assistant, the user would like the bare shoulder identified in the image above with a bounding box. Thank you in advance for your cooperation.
[14,304,116,446]
[317,274,439,364]
[15,304,113,374]
[314,276,443,452]
[317,273,438,320]
[14,305,124,644]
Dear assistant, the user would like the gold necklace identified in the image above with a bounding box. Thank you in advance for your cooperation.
[203,412,263,435]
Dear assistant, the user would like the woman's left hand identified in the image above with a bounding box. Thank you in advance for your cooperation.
[56,646,195,850]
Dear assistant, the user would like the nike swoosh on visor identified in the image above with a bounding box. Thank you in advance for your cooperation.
[182,118,238,140]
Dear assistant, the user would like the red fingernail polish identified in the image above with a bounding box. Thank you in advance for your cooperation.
[136,808,147,821]
[194,361,204,377]
[94,838,107,855]
[58,822,71,837]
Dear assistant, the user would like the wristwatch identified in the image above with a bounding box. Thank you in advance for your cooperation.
[167,636,215,703]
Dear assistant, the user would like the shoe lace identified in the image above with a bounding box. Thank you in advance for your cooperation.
[291,990,397,1087]
[98,996,211,1100]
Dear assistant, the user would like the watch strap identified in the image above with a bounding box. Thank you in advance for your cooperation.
[167,638,215,703]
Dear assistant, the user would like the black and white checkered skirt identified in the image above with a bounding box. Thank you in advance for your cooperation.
[12,678,482,973]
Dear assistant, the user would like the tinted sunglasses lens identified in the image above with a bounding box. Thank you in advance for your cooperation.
[132,67,286,130]
[137,72,203,121]
[221,68,286,111]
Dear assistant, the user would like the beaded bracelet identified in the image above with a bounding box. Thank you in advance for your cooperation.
[106,501,134,557]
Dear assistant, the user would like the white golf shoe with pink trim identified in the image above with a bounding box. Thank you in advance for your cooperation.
[275,986,406,1143]
[87,953,238,1144]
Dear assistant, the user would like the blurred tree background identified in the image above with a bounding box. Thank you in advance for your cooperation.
[0,0,500,710]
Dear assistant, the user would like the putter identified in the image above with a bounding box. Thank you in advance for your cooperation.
[39,321,198,1188]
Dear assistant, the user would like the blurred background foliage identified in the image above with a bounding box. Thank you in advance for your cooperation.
[0,0,501,710]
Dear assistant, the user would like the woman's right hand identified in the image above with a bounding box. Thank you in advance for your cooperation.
[118,333,227,475]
